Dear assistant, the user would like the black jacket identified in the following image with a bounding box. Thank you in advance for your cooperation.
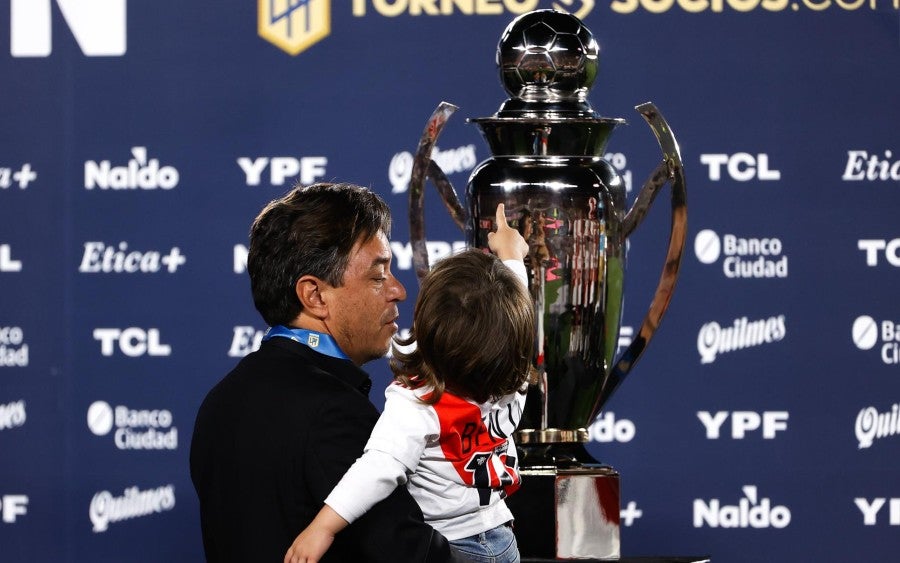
[190,337,456,562]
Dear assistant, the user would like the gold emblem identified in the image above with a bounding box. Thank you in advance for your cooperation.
[258,0,330,56]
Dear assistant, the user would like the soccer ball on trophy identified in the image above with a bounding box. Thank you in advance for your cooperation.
[497,9,599,103]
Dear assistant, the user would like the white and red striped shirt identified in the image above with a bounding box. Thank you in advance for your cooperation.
[325,259,529,541]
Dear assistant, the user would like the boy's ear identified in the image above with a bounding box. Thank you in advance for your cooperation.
[295,275,329,319]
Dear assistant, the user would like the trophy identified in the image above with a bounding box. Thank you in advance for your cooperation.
[408,9,686,560]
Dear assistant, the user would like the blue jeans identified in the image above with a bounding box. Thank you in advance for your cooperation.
[449,523,520,563]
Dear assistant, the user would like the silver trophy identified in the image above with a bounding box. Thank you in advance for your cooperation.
[408,9,686,560]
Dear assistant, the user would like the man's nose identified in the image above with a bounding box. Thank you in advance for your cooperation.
[390,275,407,302]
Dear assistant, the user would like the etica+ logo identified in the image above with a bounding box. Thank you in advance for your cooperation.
[229,326,265,357]
[842,150,900,182]
[259,0,331,56]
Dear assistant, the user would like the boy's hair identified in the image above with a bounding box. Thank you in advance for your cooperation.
[391,249,535,404]
[248,182,392,327]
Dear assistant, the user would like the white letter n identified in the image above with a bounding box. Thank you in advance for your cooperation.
[11,0,126,57]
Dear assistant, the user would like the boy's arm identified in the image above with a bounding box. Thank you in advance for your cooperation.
[284,505,347,563]
[285,450,409,563]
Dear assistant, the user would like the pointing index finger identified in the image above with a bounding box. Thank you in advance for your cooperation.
[495,203,508,230]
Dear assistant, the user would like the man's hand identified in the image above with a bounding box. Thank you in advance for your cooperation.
[487,203,528,261]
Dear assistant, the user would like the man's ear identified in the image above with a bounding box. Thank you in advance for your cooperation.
[295,275,329,319]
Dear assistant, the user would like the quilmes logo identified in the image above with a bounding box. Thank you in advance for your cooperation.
[697,315,786,364]
[855,402,900,450]
[389,145,477,194]
[0,400,26,432]
[259,0,331,55]
[89,484,175,533]
[694,485,791,529]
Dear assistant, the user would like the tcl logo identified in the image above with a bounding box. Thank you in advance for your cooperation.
[700,153,781,182]
[92,328,172,357]
[858,239,900,267]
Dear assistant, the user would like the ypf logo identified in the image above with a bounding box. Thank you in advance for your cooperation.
[259,0,330,56]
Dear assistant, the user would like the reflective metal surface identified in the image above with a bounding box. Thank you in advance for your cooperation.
[407,9,687,560]
[410,9,686,443]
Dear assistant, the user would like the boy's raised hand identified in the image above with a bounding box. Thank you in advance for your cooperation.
[488,203,528,261]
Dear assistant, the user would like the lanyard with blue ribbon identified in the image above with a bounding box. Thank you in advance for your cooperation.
[262,325,350,361]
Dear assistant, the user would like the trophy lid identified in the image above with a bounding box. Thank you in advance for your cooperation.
[493,9,604,119]
[469,10,624,156]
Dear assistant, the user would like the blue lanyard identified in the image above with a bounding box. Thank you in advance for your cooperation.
[262,325,350,360]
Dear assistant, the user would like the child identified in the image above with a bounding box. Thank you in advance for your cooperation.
[284,203,535,563]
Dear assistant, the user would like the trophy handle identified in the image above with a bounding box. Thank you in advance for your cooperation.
[596,102,688,410]
[408,102,467,280]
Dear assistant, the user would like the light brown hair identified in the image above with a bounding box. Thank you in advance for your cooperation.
[391,249,535,404]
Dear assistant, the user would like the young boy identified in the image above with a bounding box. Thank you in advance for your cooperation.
[285,204,534,563]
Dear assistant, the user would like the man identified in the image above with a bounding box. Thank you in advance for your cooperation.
[190,183,457,562]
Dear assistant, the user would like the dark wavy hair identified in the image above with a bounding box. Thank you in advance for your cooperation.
[247,182,391,327]
[391,249,535,404]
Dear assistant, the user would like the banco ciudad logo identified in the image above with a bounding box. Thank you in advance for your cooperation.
[259,0,331,55]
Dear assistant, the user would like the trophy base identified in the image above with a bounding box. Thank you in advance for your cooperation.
[508,444,621,560]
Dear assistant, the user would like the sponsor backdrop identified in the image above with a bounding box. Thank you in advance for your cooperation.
[1,1,898,561]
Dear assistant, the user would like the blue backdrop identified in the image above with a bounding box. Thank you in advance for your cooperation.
[2,1,899,561]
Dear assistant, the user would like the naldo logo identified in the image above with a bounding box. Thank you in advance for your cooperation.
[694,229,788,279]
[694,485,791,529]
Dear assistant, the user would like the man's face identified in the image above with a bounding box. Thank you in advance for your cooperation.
[323,231,406,365]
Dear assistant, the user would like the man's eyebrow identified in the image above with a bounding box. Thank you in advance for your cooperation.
[370,255,390,268]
